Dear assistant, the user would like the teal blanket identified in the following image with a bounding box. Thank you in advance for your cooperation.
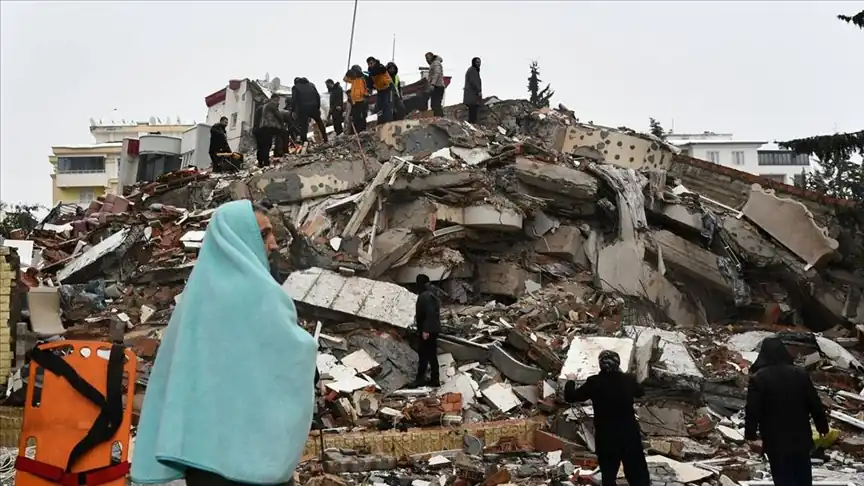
[131,200,317,485]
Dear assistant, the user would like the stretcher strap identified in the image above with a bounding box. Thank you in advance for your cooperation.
[17,344,127,485]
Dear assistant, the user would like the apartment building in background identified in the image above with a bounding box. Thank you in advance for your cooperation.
[666,132,811,186]
[49,115,195,205]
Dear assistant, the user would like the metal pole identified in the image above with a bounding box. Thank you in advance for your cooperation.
[391,34,396,62]
[346,0,359,73]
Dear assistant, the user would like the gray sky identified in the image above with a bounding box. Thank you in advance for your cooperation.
[1,1,862,207]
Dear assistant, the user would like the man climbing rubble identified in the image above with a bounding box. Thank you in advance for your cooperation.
[343,65,368,133]
[254,94,288,168]
[208,116,231,172]
[325,79,344,136]
[291,77,328,145]
[424,51,446,116]
[412,273,441,387]
[563,350,650,486]
[745,337,830,486]
[366,56,394,124]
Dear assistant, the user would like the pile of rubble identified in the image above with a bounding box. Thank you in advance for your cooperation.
[2,98,864,486]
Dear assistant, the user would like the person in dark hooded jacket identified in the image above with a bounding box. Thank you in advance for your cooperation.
[291,77,328,144]
[386,62,406,121]
[563,350,650,486]
[366,57,393,123]
[325,79,344,136]
[209,116,231,172]
[745,337,829,486]
[463,57,482,123]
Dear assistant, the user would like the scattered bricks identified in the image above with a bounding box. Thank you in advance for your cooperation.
[440,392,463,413]
[482,468,511,486]
[648,439,684,460]
[533,430,588,459]
[687,414,714,438]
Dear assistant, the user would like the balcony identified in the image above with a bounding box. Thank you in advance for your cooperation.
[55,170,109,188]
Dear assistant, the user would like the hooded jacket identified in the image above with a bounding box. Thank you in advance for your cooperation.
[209,123,230,154]
[427,55,445,88]
[328,83,344,112]
[367,58,393,91]
[387,62,401,97]
[744,337,829,455]
[463,59,482,105]
[291,78,320,112]
[343,66,368,104]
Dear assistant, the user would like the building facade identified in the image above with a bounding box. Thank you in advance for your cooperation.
[667,132,810,186]
[49,118,196,205]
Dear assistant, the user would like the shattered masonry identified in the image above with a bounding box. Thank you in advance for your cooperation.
[1,98,863,486]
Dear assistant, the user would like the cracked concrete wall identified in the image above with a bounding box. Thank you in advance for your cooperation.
[513,157,599,200]
[477,262,539,299]
[555,125,674,171]
[249,158,371,203]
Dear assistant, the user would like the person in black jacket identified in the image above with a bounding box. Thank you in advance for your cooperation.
[413,274,441,387]
[463,58,482,124]
[745,337,829,486]
[209,116,231,172]
[563,350,650,486]
[291,77,328,144]
[325,79,344,136]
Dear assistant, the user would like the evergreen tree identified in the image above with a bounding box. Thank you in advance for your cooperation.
[778,131,864,201]
[527,61,554,108]
[838,10,864,29]
[649,118,667,140]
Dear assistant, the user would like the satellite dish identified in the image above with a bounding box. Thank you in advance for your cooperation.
[271,77,281,92]
[89,117,96,126]
[156,117,161,124]
[265,72,270,82]
[149,116,156,124]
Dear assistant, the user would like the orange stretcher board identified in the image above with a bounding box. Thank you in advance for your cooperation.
[15,340,137,486]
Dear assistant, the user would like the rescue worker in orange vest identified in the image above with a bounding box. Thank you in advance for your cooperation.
[344,65,369,133]
[366,56,393,124]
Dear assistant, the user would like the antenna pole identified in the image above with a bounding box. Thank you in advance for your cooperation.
[391,34,396,63]
[346,0,359,73]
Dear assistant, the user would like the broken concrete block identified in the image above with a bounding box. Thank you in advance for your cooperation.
[463,203,523,232]
[653,203,703,233]
[368,228,419,278]
[560,336,634,382]
[637,406,689,436]
[477,262,540,299]
[481,382,521,412]
[437,336,491,362]
[624,326,704,391]
[524,210,559,238]
[432,202,464,225]
[645,230,732,294]
[450,146,491,166]
[391,249,472,284]
[390,170,485,193]
[490,345,545,385]
[378,119,424,150]
[534,226,587,266]
[554,124,676,171]
[248,158,372,203]
[283,267,416,330]
[388,198,437,232]
[741,183,839,269]
[513,157,599,200]
[631,330,659,383]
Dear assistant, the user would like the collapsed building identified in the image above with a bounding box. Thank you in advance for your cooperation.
[1,98,863,486]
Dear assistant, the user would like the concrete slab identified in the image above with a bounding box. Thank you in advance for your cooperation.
[477,262,540,299]
[390,171,485,193]
[513,157,599,200]
[655,203,703,233]
[560,336,634,382]
[437,336,491,362]
[387,198,438,232]
[554,124,676,171]
[632,330,659,383]
[463,204,523,232]
[646,230,732,293]
[625,326,704,391]
[378,120,423,150]
[391,250,472,284]
[249,158,371,203]
[282,267,416,329]
[369,228,419,278]
[534,225,587,266]
[741,183,839,269]
[450,147,491,166]
[490,345,546,385]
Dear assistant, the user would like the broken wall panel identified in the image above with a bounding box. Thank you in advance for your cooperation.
[560,336,634,382]
[741,184,840,269]
[554,125,676,171]
[624,326,704,391]
[282,267,416,329]
[248,158,373,203]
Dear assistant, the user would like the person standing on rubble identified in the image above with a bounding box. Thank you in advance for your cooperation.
[366,57,394,123]
[325,79,345,136]
[292,77,328,144]
[745,337,829,486]
[424,52,446,117]
[131,200,317,486]
[209,116,231,172]
[386,62,406,121]
[255,94,287,167]
[563,350,651,486]
[463,57,483,124]
[413,274,441,387]
[344,65,368,133]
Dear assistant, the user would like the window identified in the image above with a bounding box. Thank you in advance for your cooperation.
[57,156,106,173]
[230,113,238,129]
[707,151,720,163]
[78,189,95,204]
[732,151,745,166]
[758,151,810,166]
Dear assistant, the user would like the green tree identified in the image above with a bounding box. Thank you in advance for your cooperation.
[0,201,41,238]
[649,118,667,140]
[838,10,863,29]
[527,61,554,108]
[778,131,864,201]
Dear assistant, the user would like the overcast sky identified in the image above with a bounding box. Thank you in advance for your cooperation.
[1,1,861,207]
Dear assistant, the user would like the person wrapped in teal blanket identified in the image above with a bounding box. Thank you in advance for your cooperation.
[131,200,318,486]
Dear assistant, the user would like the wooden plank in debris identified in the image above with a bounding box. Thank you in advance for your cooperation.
[342,162,395,238]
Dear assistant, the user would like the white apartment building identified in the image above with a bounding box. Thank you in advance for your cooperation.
[667,132,810,186]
